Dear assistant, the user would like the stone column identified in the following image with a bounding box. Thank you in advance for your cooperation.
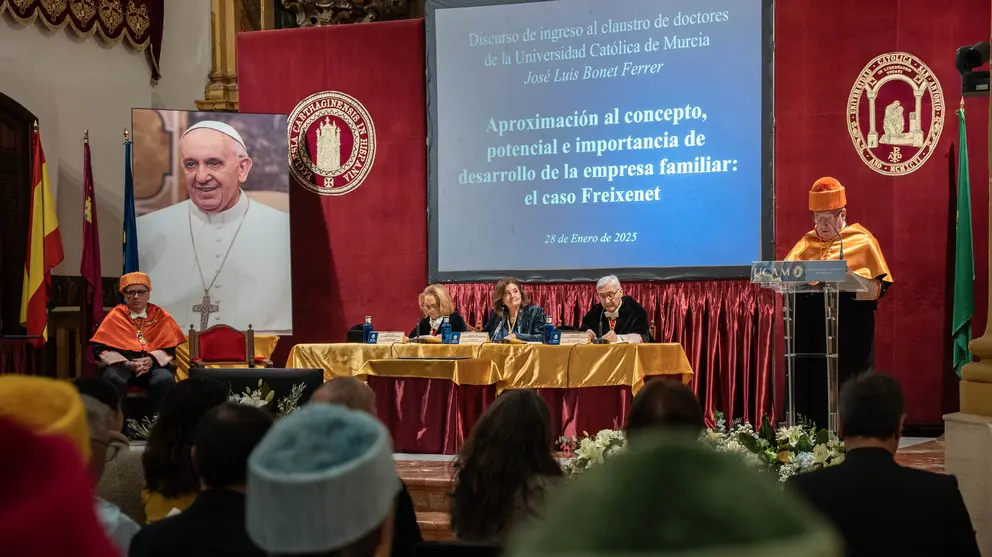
[195,0,274,111]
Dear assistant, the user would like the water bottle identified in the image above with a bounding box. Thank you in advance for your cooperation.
[440,316,452,343]
[362,316,374,343]
[544,316,555,344]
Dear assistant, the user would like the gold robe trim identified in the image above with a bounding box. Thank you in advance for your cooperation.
[785,223,893,284]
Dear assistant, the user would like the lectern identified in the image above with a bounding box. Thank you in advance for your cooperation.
[752,261,867,434]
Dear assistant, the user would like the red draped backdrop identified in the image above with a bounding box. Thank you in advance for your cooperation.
[241,0,991,428]
[775,0,990,425]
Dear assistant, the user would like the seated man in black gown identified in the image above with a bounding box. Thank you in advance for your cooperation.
[90,272,187,417]
[581,275,651,343]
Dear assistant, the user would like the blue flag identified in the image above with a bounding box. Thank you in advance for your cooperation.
[122,139,139,274]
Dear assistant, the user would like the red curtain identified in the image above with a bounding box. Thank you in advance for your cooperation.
[238,21,430,368]
[0,340,39,375]
[775,0,990,424]
[447,281,776,425]
[240,3,992,428]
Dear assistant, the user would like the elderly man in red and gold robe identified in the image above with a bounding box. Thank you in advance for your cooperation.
[784,177,894,428]
[91,272,186,415]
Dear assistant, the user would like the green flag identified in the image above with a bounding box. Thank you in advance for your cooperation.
[953,106,975,378]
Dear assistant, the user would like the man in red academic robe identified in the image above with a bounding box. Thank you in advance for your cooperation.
[785,177,894,427]
[91,272,187,416]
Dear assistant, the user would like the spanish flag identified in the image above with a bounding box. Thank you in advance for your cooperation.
[19,125,64,346]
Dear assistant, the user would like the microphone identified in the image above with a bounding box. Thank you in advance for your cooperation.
[827,218,845,261]
[591,306,609,344]
[495,314,506,342]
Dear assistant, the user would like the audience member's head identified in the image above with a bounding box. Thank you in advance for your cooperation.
[0,417,120,557]
[247,404,400,557]
[73,377,124,434]
[143,377,229,498]
[310,376,376,415]
[193,402,274,491]
[625,379,706,440]
[451,389,562,542]
[81,394,113,487]
[838,371,905,452]
[507,433,841,557]
[0,375,90,462]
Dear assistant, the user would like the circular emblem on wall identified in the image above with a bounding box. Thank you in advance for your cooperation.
[847,52,944,176]
[287,91,376,196]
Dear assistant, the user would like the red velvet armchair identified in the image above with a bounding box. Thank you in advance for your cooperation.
[188,324,271,368]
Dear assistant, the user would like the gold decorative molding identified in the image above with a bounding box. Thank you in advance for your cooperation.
[282,0,408,26]
[196,0,273,111]
[196,0,415,112]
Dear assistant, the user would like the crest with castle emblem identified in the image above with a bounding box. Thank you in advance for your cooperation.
[847,52,944,176]
[288,91,377,196]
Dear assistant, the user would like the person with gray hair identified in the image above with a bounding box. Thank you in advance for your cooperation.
[81,395,142,553]
[247,403,401,557]
[580,275,651,343]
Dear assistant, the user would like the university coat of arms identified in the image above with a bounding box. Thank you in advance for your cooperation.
[847,52,944,176]
[288,91,377,196]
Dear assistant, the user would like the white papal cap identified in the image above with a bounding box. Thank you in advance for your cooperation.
[246,403,400,554]
[182,120,247,150]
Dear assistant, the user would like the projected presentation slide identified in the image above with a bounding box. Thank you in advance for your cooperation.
[427,0,772,282]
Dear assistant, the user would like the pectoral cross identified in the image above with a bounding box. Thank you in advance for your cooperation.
[193,294,219,330]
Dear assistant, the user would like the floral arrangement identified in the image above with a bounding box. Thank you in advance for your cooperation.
[230,379,306,419]
[126,380,306,440]
[559,412,845,482]
[559,428,626,477]
[126,414,157,441]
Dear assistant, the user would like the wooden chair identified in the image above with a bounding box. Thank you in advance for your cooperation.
[188,324,271,368]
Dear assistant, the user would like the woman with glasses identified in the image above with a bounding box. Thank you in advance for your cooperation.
[90,272,187,421]
[410,284,469,339]
[580,274,651,343]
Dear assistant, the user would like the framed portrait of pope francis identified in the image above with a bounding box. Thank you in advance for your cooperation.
[132,108,293,335]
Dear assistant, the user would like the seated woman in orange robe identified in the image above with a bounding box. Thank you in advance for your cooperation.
[90,272,187,417]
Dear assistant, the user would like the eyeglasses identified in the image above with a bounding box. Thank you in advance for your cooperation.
[123,290,148,297]
[598,290,619,301]
[423,304,439,311]
[813,211,842,224]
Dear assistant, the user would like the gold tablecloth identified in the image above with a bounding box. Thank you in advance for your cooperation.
[476,344,571,389]
[175,334,281,380]
[357,358,502,388]
[286,342,693,391]
[285,343,393,381]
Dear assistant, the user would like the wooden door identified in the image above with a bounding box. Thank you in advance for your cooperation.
[0,93,34,335]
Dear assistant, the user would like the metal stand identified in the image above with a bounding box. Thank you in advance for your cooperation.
[753,260,866,436]
[783,290,797,427]
[780,283,846,434]
[823,285,840,433]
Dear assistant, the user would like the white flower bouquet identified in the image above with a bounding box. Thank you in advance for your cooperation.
[559,412,844,482]
[127,380,306,440]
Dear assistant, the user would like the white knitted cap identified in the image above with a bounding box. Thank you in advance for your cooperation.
[246,404,400,554]
[182,120,247,150]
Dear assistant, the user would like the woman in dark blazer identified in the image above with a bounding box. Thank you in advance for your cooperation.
[410,284,468,339]
[483,277,547,343]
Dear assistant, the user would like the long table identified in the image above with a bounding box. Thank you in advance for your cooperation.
[286,342,693,454]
